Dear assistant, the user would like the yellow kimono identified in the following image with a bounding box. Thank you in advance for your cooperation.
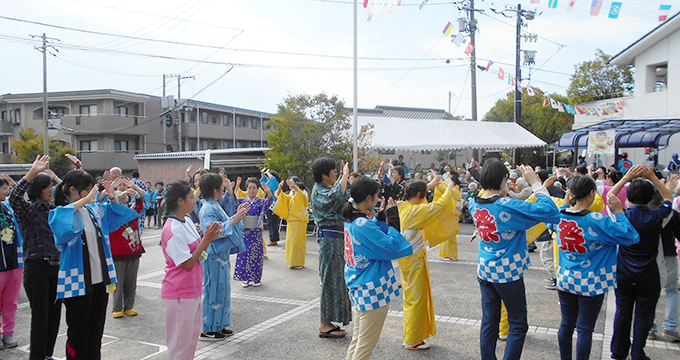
[426,183,461,259]
[396,187,455,345]
[236,187,267,255]
[273,189,309,267]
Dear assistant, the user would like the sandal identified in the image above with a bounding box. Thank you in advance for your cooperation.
[319,326,346,338]
[403,341,430,350]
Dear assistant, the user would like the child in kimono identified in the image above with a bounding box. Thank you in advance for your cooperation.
[49,170,139,359]
[468,159,560,360]
[0,176,23,349]
[273,176,310,269]
[343,175,413,360]
[554,175,639,360]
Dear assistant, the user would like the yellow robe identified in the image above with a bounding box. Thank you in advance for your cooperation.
[396,187,455,344]
[273,189,309,267]
[428,183,461,259]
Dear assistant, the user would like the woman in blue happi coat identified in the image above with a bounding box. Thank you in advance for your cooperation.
[197,173,249,340]
[49,170,139,359]
[343,175,413,359]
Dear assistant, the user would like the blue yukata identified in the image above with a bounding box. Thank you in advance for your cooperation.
[344,212,412,311]
[49,201,139,299]
[234,196,272,283]
[469,187,560,360]
[198,192,246,333]
[553,207,639,360]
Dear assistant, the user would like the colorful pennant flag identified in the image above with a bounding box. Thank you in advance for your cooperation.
[608,2,622,19]
[564,104,575,114]
[464,42,475,56]
[485,60,493,71]
[531,0,541,4]
[543,96,549,106]
[498,68,505,81]
[557,102,566,112]
[527,87,535,96]
[660,5,672,21]
[452,32,464,47]
[550,98,559,109]
[548,0,558,8]
[590,0,603,16]
[419,0,428,10]
[363,0,370,8]
[567,0,577,11]
[443,22,453,36]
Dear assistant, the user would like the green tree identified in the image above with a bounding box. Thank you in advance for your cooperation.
[339,123,384,174]
[567,49,633,104]
[12,128,75,177]
[264,93,351,188]
[483,87,573,165]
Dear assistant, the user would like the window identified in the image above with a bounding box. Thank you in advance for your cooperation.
[114,140,129,152]
[251,118,258,129]
[80,140,98,152]
[263,141,268,148]
[1,111,5,121]
[190,113,196,122]
[202,140,209,150]
[243,117,249,128]
[116,106,128,117]
[201,112,209,124]
[223,114,230,126]
[647,62,668,93]
[12,109,20,123]
[1,143,7,154]
[251,141,259,148]
[211,116,217,125]
[235,115,242,127]
[223,141,230,149]
[189,140,197,151]
[80,105,97,116]
[236,141,244,148]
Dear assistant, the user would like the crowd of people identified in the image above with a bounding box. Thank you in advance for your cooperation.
[0,151,679,360]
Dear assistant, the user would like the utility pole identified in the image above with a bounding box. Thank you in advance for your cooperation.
[448,91,452,114]
[352,0,358,172]
[469,0,477,122]
[31,33,58,157]
[514,3,522,164]
[162,74,167,152]
[175,75,195,152]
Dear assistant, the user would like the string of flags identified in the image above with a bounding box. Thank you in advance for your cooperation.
[543,96,626,117]
[363,0,402,22]
[532,1,672,22]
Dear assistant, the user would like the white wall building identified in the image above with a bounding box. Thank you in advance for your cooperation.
[570,12,680,168]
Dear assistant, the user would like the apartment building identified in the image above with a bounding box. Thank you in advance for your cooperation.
[0,89,271,174]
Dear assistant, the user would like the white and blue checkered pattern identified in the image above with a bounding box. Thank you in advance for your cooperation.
[349,268,401,311]
[58,268,86,298]
[557,265,617,296]
[477,251,530,284]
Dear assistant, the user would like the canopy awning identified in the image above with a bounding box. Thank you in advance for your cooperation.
[556,119,680,149]
[358,117,546,151]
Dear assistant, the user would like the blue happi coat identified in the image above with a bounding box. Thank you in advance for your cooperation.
[553,207,639,296]
[344,213,413,311]
[49,201,139,299]
[469,189,560,284]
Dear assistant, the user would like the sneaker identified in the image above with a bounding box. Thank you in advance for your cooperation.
[220,328,234,337]
[242,281,250,288]
[112,311,125,319]
[123,309,139,316]
[199,331,226,341]
[545,277,556,283]
[648,330,657,340]
[663,329,680,342]
[253,282,262,287]
[403,341,430,350]
[2,334,17,348]
[498,334,508,341]
[545,281,557,290]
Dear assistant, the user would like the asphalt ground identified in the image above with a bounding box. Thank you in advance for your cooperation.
[3,223,680,359]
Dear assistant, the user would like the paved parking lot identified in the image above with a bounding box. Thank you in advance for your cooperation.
[3,223,680,359]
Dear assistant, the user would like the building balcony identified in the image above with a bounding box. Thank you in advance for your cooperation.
[62,115,144,135]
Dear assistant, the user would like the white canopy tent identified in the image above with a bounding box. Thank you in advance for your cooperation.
[358,117,546,151]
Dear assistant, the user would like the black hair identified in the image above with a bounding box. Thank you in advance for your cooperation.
[536,169,549,183]
[567,175,596,206]
[608,170,623,184]
[392,166,406,182]
[391,159,399,166]
[54,170,95,206]
[164,180,192,216]
[200,173,223,200]
[313,157,336,183]
[627,179,655,205]
[290,176,305,191]
[0,177,8,187]
[95,176,103,182]
[27,173,53,202]
[341,176,380,221]
[575,165,588,176]
[245,177,260,189]
[191,169,209,189]
[132,171,140,178]
[403,180,427,201]
[268,170,280,182]
[479,158,509,191]
[155,180,164,186]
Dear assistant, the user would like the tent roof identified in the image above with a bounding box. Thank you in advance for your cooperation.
[358,117,546,151]
[556,119,680,149]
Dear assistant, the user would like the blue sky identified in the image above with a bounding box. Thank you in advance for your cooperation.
[0,0,676,119]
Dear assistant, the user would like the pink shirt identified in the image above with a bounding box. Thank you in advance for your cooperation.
[161,217,203,299]
[600,184,630,215]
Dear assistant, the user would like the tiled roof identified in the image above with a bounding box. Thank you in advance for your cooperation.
[355,105,448,120]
